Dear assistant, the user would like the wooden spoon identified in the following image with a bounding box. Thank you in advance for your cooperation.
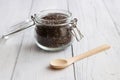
[50,44,110,69]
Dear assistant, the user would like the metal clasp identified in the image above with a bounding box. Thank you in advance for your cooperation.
[70,18,84,41]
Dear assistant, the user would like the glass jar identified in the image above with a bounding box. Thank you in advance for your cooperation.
[31,9,83,51]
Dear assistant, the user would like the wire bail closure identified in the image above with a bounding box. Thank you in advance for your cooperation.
[70,18,84,41]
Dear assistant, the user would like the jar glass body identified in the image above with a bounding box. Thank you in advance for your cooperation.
[34,10,74,51]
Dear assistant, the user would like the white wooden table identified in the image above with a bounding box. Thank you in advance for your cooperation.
[0,0,120,80]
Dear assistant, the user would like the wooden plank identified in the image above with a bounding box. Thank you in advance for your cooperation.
[92,0,120,79]
[102,0,120,33]
[29,0,69,15]
[11,0,75,80]
[0,0,32,80]
[68,0,120,80]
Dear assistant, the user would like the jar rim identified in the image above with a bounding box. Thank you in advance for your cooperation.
[33,9,72,26]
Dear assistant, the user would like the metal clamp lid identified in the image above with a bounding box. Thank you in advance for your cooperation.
[70,18,84,41]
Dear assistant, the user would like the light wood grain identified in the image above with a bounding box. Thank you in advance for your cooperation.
[11,0,75,80]
[102,0,120,34]
[0,0,120,80]
[0,0,32,80]
[68,0,120,80]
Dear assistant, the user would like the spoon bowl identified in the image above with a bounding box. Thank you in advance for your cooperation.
[50,59,68,69]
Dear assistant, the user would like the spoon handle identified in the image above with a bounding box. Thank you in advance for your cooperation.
[68,44,110,63]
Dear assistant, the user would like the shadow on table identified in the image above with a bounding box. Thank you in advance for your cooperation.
[46,65,65,71]
[0,38,7,46]
[23,42,65,54]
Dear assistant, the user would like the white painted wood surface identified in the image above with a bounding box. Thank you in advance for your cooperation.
[0,0,120,80]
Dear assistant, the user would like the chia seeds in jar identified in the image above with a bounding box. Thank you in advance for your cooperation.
[32,10,83,51]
